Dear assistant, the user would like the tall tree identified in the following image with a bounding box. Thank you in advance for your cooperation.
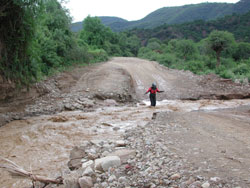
[80,16,107,48]
[0,0,41,85]
[207,30,235,67]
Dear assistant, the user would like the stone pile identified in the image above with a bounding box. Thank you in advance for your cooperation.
[59,117,244,188]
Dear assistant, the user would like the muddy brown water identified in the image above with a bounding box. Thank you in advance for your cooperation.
[1,99,250,187]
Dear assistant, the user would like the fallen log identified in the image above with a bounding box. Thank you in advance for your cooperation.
[0,157,63,185]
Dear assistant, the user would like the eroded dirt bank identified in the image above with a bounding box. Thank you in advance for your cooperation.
[1,57,250,188]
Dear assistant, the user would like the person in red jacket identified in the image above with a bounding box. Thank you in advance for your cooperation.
[145,83,164,106]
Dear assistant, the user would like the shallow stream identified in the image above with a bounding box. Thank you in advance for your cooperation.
[1,99,250,187]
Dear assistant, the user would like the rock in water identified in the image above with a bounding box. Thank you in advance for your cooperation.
[70,146,86,159]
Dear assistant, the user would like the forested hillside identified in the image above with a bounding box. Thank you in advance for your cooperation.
[0,1,139,88]
[71,0,250,32]
[130,10,250,43]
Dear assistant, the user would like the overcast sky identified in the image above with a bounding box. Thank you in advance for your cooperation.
[63,0,240,22]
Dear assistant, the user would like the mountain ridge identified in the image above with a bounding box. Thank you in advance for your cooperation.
[71,0,250,32]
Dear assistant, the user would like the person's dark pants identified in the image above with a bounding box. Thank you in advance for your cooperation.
[150,93,156,106]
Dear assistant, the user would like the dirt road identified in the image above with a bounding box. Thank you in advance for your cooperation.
[1,57,250,187]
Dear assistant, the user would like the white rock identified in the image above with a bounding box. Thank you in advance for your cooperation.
[78,176,93,188]
[210,177,220,182]
[118,176,127,183]
[101,182,108,188]
[108,149,136,163]
[101,151,110,157]
[116,140,126,147]
[108,175,117,182]
[95,156,121,172]
[82,160,94,170]
[82,166,94,176]
[201,182,210,188]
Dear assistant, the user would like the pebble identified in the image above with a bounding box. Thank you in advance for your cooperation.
[78,176,93,188]
[108,174,117,182]
[201,182,210,188]
[118,176,128,183]
[170,173,181,180]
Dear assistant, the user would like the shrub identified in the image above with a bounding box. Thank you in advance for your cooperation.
[158,54,177,67]
[184,60,206,74]
[233,63,250,75]
[219,69,235,79]
[88,49,109,63]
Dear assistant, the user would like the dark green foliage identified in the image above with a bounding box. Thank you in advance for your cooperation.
[130,10,250,45]
[207,30,235,67]
[0,2,141,87]
[79,16,140,57]
[0,0,42,85]
[0,0,92,86]
[138,30,250,82]
[175,39,198,60]
[233,42,250,61]
[184,60,206,74]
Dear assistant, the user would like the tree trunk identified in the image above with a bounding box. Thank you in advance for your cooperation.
[216,51,221,68]
[0,39,3,62]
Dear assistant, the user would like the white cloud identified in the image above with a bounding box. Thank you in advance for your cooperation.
[64,0,240,22]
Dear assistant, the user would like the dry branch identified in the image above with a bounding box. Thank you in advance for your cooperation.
[0,157,63,185]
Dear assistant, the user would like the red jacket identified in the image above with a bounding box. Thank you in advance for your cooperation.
[147,87,160,94]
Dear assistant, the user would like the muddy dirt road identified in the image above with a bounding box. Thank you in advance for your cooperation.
[1,57,250,187]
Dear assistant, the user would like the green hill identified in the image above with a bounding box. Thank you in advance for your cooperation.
[130,10,250,43]
[71,0,250,32]
[71,16,128,32]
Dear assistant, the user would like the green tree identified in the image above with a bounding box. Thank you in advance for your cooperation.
[207,30,235,67]
[0,0,42,85]
[80,16,107,48]
[233,42,250,61]
[176,39,197,60]
[147,38,161,51]
[37,0,74,72]
[125,34,141,56]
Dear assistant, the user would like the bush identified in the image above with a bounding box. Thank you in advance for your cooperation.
[169,59,185,70]
[184,60,206,74]
[233,63,250,75]
[88,49,109,63]
[65,46,90,64]
[158,54,177,67]
[220,58,237,69]
[219,69,235,79]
